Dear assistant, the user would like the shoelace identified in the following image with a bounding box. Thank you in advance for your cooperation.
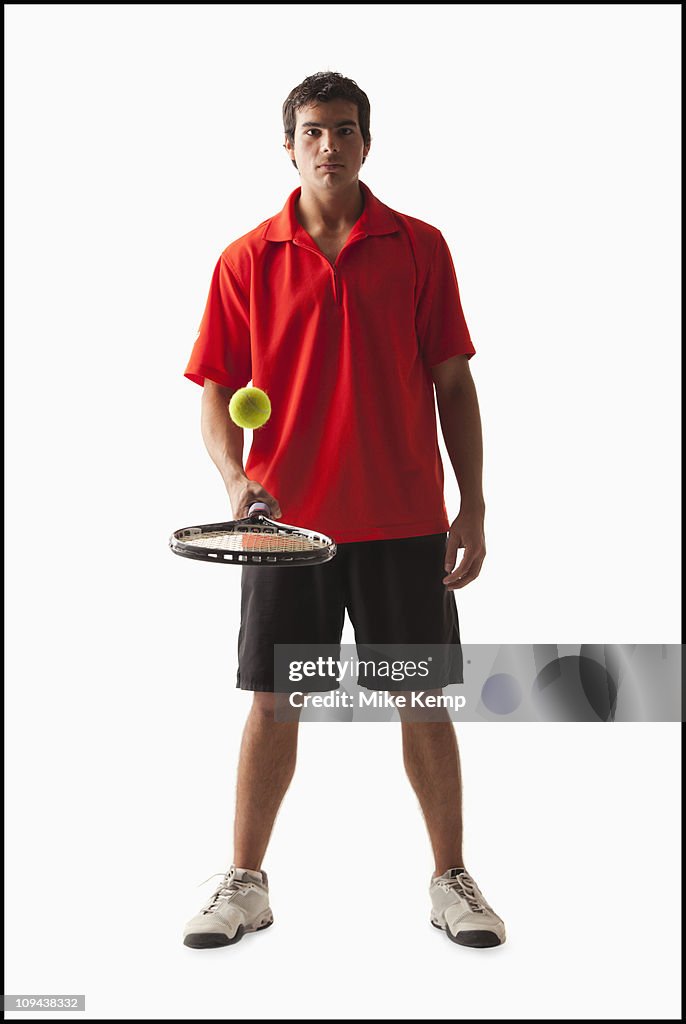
[198,870,255,914]
[441,872,491,914]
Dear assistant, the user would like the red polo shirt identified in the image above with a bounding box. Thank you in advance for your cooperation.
[185,180,475,543]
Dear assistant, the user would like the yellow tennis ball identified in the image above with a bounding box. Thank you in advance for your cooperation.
[228,387,272,429]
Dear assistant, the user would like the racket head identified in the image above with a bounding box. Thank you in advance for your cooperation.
[169,513,337,567]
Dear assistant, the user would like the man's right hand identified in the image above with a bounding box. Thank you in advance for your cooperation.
[227,475,282,521]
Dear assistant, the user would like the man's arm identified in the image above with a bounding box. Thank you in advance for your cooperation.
[431,355,486,589]
[200,379,282,519]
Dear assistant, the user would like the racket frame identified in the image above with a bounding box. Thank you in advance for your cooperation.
[169,513,337,567]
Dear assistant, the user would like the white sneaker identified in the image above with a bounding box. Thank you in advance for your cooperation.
[430,867,506,947]
[183,865,273,948]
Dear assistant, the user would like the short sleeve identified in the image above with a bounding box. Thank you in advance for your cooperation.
[416,232,476,368]
[184,254,252,389]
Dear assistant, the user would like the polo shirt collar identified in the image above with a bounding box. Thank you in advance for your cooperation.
[262,179,398,242]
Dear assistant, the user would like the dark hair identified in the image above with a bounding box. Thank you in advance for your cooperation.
[282,71,371,166]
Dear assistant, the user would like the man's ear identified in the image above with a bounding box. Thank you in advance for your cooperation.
[283,136,298,170]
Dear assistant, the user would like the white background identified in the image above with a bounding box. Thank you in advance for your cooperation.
[5,4,681,1020]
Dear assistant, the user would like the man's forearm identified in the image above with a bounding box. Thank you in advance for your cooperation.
[435,376,485,512]
[200,381,247,488]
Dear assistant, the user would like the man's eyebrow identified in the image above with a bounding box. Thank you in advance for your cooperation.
[300,120,358,128]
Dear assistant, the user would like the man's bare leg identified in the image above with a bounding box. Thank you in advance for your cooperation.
[399,700,464,875]
[233,692,300,870]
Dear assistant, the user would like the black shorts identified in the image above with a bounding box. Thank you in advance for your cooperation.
[236,532,462,692]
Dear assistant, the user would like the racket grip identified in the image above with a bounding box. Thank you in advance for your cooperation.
[248,501,272,518]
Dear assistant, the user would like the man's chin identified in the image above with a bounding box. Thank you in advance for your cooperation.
[307,171,357,188]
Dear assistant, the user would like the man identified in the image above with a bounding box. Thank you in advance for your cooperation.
[182,72,506,949]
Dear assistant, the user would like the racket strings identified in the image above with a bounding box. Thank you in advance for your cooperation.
[185,529,328,553]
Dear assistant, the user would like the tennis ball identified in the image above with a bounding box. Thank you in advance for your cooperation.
[228,387,271,429]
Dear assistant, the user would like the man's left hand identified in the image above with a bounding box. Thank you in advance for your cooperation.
[443,508,486,590]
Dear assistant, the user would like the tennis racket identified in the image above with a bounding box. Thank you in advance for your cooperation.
[169,502,337,567]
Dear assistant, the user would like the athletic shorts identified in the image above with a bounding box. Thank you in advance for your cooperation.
[236,532,463,693]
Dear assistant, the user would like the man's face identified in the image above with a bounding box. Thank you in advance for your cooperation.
[285,99,370,191]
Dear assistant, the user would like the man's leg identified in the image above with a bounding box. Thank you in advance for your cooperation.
[233,692,300,871]
[343,534,466,876]
[399,708,464,875]
[400,705,507,948]
[233,554,346,872]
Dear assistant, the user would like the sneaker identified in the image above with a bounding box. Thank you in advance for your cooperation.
[183,865,273,948]
[430,867,506,947]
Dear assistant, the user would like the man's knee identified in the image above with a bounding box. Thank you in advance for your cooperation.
[250,690,301,723]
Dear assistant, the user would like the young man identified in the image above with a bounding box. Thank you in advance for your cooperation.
[182,72,506,949]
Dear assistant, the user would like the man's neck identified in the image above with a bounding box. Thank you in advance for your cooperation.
[295,180,364,236]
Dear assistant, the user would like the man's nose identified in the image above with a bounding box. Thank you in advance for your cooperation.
[320,132,340,153]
